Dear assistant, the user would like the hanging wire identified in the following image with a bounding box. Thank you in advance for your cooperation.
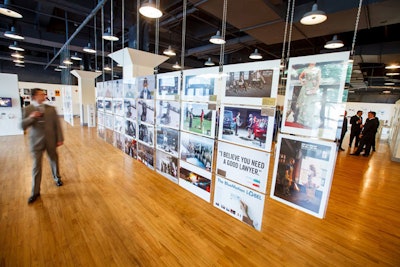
[155,0,160,73]
[122,0,125,48]
[101,5,105,81]
[285,0,296,64]
[351,0,363,58]
[280,0,292,68]
[181,0,187,70]
[94,10,98,72]
[111,0,114,80]
[136,0,140,49]
[219,0,228,73]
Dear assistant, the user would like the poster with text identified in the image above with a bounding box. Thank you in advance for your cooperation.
[216,141,270,193]
[270,134,337,218]
[181,101,216,138]
[138,99,155,125]
[156,100,181,129]
[157,71,180,100]
[137,75,156,99]
[179,161,211,202]
[281,51,349,140]
[137,142,154,169]
[123,79,136,99]
[156,150,178,184]
[182,67,218,102]
[156,126,179,157]
[218,105,275,152]
[180,132,214,172]
[124,135,137,159]
[222,60,280,105]
[214,176,265,231]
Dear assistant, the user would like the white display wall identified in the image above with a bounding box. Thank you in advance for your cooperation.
[0,73,23,136]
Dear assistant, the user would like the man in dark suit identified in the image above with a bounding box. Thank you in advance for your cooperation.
[21,88,64,204]
[338,111,348,151]
[349,110,363,148]
[351,111,379,157]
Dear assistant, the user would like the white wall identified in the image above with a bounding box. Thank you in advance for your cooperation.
[345,102,395,126]
[0,73,23,136]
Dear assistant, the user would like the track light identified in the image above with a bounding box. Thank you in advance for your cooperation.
[139,0,162,18]
[209,31,225,45]
[163,45,176,56]
[71,52,82,61]
[102,27,119,41]
[300,3,327,25]
[172,61,181,69]
[0,0,23,18]
[324,35,344,49]
[4,26,24,40]
[204,57,215,66]
[249,49,262,60]
[83,43,96,54]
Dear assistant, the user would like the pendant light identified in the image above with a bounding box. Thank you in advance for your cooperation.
[300,3,327,25]
[163,45,176,56]
[83,43,96,53]
[4,26,24,40]
[11,51,24,59]
[15,63,25,67]
[102,26,119,41]
[71,52,82,61]
[8,41,24,51]
[249,49,262,60]
[139,0,162,18]
[63,58,73,65]
[209,30,225,45]
[204,57,215,66]
[0,0,23,18]
[54,67,62,72]
[324,35,344,49]
[103,64,112,71]
[172,61,181,69]
[13,59,24,64]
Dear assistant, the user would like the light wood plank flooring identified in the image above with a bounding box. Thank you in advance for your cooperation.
[0,120,399,266]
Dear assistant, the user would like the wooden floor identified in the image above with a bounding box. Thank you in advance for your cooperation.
[1,120,399,267]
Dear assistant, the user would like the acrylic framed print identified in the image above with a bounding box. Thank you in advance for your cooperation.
[104,98,112,113]
[281,51,350,140]
[216,141,270,194]
[125,119,137,139]
[138,122,154,147]
[123,79,136,99]
[156,100,181,130]
[124,135,137,159]
[138,99,155,125]
[137,142,154,169]
[156,126,179,158]
[213,176,265,231]
[179,161,212,202]
[98,124,105,139]
[180,131,214,172]
[104,80,113,98]
[124,99,137,121]
[221,60,280,105]
[137,75,156,99]
[218,104,275,152]
[112,79,124,99]
[97,98,104,111]
[114,115,124,133]
[105,113,114,129]
[113,99,124,117]
[97,111,104,126]
[182,67,218,102]
[157,71,180,100]
[96,82,104,98]
[181,101,216,138]
[156,150,179,184]
[270,134,337,218]
[113,131,124,151]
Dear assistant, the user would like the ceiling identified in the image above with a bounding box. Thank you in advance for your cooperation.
[0,0,400,102]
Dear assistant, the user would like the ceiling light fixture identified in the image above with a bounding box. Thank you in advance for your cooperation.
[71,52,82,61]
[54,67,62,72]
[385,64,400,69]
[58,65,67,69]
[172,61,181,69]
[15,63,25,67]
[139,0,162,19]
[163,45,176,56]
[204,57,215,66]
[95,69,102,73]
[0,0,23,18]
[13,59,24,64]
[11,51,24,58]
[63,58,73,65]
[249,49,262,60]
[83,43,96,54]
[103,65,112,71]
[8,41,24,51]
[102,26,119,41]
[4,26,24,40]
[386,73,399,76]
[384,82,395,86]
[300,3,327,25]
[209,30,225,45]
[382,90,391,94]
[324,35,344,49]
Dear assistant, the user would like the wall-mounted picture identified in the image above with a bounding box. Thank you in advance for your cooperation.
[104,80,113,98]
[0,97,12,107]
[157,71,180,100]
[281,51,350,140]
[138,99,155,125]
[114,115,124,133]
[97,111,104,126]
[179,161,211,202]
[23,88,31,95]
[105,128,114,144]
[214,176,265,231]
[181,101,216,138]
[156,150,178,184]
[156,100,180,129]
[156,126,179,157]
[270,134,337,218]
[124,80,136,99]
[97,99,104,111]
[137,75,155,99]
[104,98,112,113]
[96,82,104,98]
[180,132,214,172]
[113,131,124,151]
[124,99,137,121]
[125,119,137,139]
[219,105,275,152]
[98,124,105,139]
[137,142,154,169]
[105,113,114,129]
[112,79,123,98]
[138,122,154,147]
[182,67,218,101]
[113,99,124,116]
[222,60,280,105]
[124,135,137,159]
[216,141,270,193]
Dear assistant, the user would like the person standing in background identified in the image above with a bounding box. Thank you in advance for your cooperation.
[21,88,64,204]
[351,111,379,157]
[338,111,348,151]
[349,110,363,148]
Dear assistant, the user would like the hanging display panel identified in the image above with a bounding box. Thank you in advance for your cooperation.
[113,98,124,117]
[180,131,214,172]
[97,98,104,112]
[138,122,154,147]
[156,126,179,157]
[124,98,137,121]
[125,119,137,139]
[157,71,180,100]
[138,99,155,125]
[216,141,270,194]
[97,111,104,126]
[281,51,350,140]
[213,176,265,231]
[221,60,280,105]
[112,79,123,99]
[113,131,124,151]
[156,100,181,130]
[113,115,124,133]
[123,79,136,99]
[104,80,113,98]
[137,142,155,169]
[156,150,179,184]
[218,105,275,152]
[179,161,211,202]
[182,67,218,102]
[270,134,337,218]
[96,82,105,98]
[124,135,137,159]
[181,101,216,138]
[137,75,156,99]
[104,98,112,114]
[98,124,105,139]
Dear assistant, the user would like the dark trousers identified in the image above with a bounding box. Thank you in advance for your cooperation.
[349,131,361,147]
[354,135,373,156]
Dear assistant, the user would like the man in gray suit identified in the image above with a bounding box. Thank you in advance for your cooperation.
[21,88,64,204]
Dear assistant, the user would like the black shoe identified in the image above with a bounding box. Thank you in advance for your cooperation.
[55,180,63,186]
[28,194,40,204]
[350,153,359,156]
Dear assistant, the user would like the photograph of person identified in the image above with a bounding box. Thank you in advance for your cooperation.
[156,100,180,129]
[97,98,104,111]
[104,80,113,98]
[138,122,154,147]
[114,115,124,133]
[179,166,211,193]
[104,98,112,113]
[156,126,179,157]
[157,72,180,99]
[182,68,218,101]
[124,135,137,159]
[181,102,216,138]
[125,119,136,139]
[113,132,124,151]
[124,99,137,121]
[124,81,136,99]
[138,75,155,99]
[219,105,274,152]
[281,52,349,140]
[180,132,214,172]
[137,142,154,169]
[112,79,123,98]
[270,134,336,218]
[138,100,155,125]
[156,150,178,183]
[225,69,273,97]
[113,99,124,117]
